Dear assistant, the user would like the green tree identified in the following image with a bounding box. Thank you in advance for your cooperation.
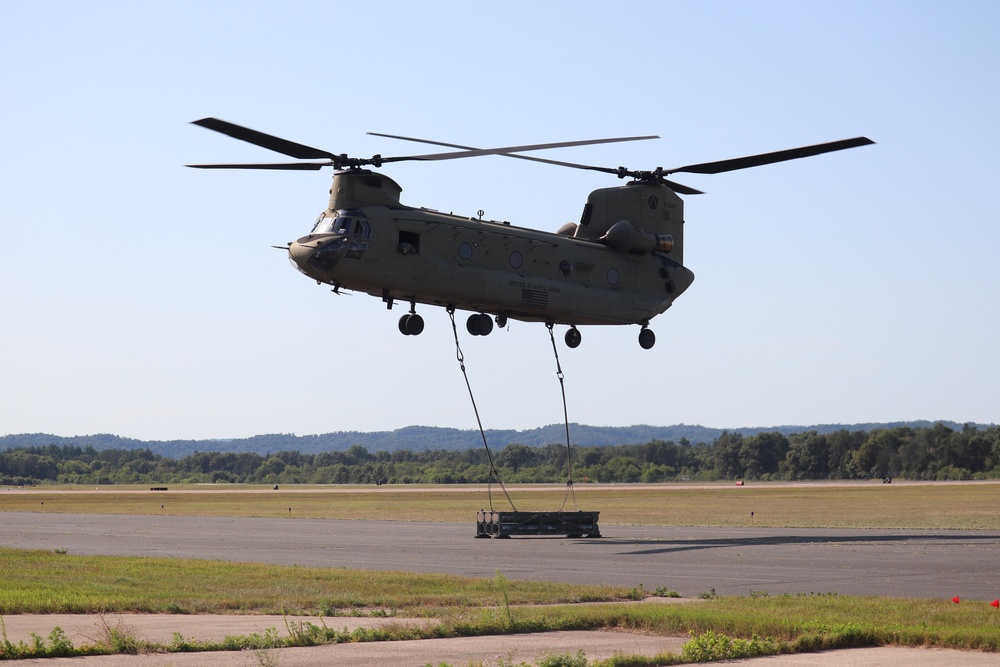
[784,432,829,479]
[714,432,744,479]
[496,444,539,474]
[849,429,904,478]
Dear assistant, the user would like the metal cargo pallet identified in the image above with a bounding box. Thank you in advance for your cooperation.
[476,510,600,538]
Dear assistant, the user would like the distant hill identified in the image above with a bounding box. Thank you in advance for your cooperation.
[0,421,991,458]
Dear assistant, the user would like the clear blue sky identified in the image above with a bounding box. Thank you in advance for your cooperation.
[2,1,998,440]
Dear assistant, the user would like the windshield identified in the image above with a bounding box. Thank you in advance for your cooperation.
[311,208,368,235]
[310,212,337,234]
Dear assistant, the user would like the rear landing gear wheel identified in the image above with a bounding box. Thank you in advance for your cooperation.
[638,328,655,349]
[398,313,424,335]
[565,326,582,348]
[466,313,493,336]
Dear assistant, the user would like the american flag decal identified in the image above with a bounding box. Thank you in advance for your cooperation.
[520,288,549,309]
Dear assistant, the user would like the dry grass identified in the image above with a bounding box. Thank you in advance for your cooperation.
[3,481,1000,529]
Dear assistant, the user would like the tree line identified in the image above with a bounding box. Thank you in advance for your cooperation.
[2,423,999,487]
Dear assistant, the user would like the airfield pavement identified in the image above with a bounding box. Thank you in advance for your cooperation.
[3,506,1000,665]
[4,512,999,599]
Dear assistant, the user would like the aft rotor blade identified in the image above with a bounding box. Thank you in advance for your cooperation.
[368,133,481,150]
[191,118,337,160]
[365,133,708,192]
[668,137,875,175]
[372,132,702,194]
[369,132,619,172]
[186,161,328,170]
[378,135,659,164]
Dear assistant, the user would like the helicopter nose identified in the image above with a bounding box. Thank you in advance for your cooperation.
[289,234,346,275]
[288,239,313,268]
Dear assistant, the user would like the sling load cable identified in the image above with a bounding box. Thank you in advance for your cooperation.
[447,306,516,512]
[547,323,580,512]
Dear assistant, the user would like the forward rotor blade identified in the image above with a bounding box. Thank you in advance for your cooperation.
[186,162,328,170]
[191,118,337,160]
[668,137,875,175]
[659,179,704,196]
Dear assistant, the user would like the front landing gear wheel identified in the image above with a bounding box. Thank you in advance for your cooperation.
[398,313,424,335]
[638,328,655,349]
[565,326,582,348]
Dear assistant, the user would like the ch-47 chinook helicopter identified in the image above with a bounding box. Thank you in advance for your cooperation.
[188,118,873,349]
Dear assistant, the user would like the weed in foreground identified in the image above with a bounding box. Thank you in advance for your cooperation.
[653,587,681,598]
[494,571,515,628]
[590,654,683,666]
[249,644,281,667]
[680,630,780,662]
[538,649,588,666]
[0,620,93,660]
[78,614,142,654]
[44,627,75,657]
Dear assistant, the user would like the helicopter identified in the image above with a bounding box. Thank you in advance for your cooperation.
[188,118,873,349]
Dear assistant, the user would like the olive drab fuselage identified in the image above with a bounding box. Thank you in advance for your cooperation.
[287,169,695,327]
[189,117,872,348]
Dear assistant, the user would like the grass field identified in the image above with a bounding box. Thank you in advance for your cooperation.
[3,481,1000,529]
[0,547,635,615]
[2,547,1000,661]
[4,482,1000,662]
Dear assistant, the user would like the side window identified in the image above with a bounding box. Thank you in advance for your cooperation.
[399,230,419,255]
[341,211,371,260]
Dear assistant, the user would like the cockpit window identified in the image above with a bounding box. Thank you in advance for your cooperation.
[311,208,370,236]
[311,212,330,233]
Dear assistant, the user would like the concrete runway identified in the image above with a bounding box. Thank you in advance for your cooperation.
[3,512,1000,599]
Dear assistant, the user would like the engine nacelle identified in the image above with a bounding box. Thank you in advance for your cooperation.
[600,220,674,255]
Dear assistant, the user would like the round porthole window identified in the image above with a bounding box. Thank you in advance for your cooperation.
[607,268,620,285]
[458,242,473,260]
[509,251,523,269]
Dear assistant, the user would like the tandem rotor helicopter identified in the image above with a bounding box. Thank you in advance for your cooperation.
[188,118,873,349]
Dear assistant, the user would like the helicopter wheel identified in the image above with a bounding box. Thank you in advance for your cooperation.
[398,313,424,336]
[565,326,582,349]
[495,313,508,328]
[466,313,493,336]
[638,328,655,349]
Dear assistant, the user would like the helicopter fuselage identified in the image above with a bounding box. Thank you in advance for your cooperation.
[189,117,871,348]
[287,170,695,333]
